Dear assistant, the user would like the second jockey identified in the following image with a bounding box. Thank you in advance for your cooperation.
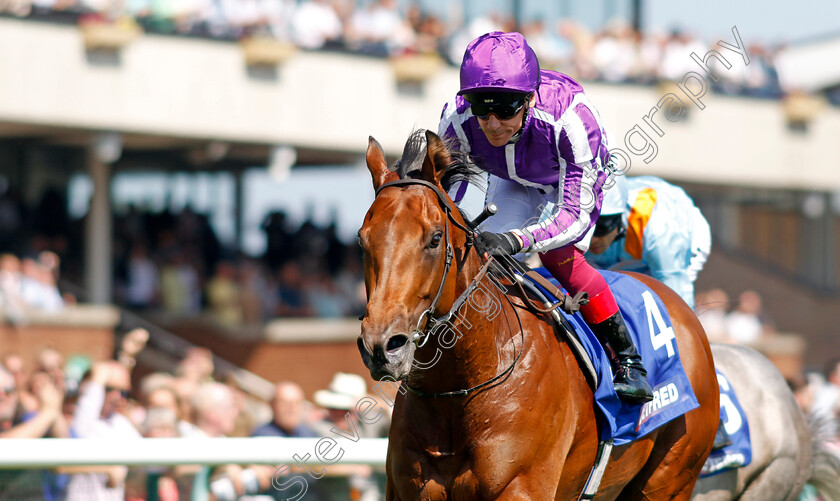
[587,175,712,309]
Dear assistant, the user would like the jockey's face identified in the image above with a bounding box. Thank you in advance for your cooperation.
[476,93,536,147]
[589,226,621,255]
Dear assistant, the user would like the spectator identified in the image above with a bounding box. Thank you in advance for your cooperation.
[0,254,26,322]
[37,250,61,284]
[0,364,67,501]
[191,381,238,438]
[262,210,294,269]
[260,0,297,42]
[406,4,445,56]
[310,373,386,501]
[253,381,317,438]
[695,288,731,343]
[20,257,64,312]
[591,20,636,83]
[290,0,343,50]
[725,290,768,344]
[304,271,349,318]
[142,407,178,438]
[659,29,706,82]
[521,19,572,72]
[0,364,65,438]
[251,381,324,500]
[219,0,262,36]
[125,408,180,501]
[446,12,504,66]
[1,354,38,414]
[239,259,274,323]
[335,256,366,319]
[813,357,840,425]
[0,186,25,253]
[188,382,267,500]
[206,260,243,326]
[175,346,215,384]
[787,372,818,416]
[65,360,141,501]
[145,384,200,437]
[228,384,258,437]
[159,251,201,315]
[345,0,413,57]
[124,242,158,310]
[276,261,312,317]
[171,376,199,427]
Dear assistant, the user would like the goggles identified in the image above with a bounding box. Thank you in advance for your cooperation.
[593,214,624,237]
[464,92,530,120]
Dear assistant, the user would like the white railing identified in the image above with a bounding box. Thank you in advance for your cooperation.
[0,438,388,468]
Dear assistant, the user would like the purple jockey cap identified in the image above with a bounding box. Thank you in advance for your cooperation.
[458,31,540,95]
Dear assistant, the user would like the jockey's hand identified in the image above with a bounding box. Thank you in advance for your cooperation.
[476,231,522,257]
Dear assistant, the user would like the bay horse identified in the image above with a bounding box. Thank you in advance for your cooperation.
[692,343,840,500]
[357,130,720,500]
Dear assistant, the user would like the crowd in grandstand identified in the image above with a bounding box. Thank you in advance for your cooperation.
[0,181,367,323]
[0,251,69,324]
[0,327,838,500]
[112,206,366,323]
[0,330,391,500]
[0,0,791,99]
[695,287,776,345]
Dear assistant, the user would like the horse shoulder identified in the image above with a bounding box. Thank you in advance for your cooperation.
[468,312,600,497]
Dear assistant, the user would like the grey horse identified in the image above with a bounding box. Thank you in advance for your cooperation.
[692,343,840,500]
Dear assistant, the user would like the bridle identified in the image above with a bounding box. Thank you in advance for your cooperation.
[373,178,525,398]
[374,178,474,348]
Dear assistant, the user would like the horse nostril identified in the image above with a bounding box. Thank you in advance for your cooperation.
[386,335,409,353]
[357,337,370,356]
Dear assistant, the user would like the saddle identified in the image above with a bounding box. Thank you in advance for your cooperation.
[487,256,599,389]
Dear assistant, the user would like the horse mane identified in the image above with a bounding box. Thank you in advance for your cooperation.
[391,129,484,193]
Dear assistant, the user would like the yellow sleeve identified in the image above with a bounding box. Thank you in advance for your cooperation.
[624,188,658,260]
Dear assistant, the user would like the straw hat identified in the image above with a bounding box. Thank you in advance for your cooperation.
[313,372,367,410]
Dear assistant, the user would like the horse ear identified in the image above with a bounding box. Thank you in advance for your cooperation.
[366,136,396,190]
[420,130,447,185]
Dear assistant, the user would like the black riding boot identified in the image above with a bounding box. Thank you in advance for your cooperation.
[713,419,733,450]
[590,312,654,404]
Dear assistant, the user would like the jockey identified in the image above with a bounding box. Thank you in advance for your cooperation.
[438,31,653,404]
[587,175,712,309]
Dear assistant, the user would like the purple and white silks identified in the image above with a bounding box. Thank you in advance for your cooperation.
[439,70,612,253]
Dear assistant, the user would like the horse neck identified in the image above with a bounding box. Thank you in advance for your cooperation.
[406,250,519,394]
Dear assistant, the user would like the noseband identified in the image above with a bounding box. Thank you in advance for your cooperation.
[374,179,474,347]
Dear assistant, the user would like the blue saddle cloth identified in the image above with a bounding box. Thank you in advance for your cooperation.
[700,370,752,477]
[528,268,699,446]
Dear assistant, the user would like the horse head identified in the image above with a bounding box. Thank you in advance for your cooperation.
[357,130,475,382]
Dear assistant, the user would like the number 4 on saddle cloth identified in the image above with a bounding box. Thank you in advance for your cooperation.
[526,268,700,445]
[526,268,754,468]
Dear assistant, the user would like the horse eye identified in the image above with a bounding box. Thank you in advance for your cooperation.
[428,232,442,249]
